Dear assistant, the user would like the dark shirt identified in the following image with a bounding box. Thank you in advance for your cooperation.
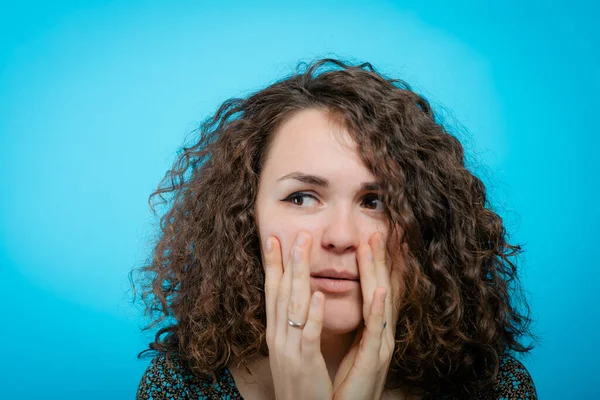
[136,353,537,399]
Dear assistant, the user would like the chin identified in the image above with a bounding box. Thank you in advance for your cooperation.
[321,296,363,334]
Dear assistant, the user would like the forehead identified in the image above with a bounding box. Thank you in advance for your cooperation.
[264,108,370,177]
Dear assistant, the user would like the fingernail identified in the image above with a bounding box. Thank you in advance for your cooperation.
[265,237,273,253]
[295,232,308,246]
[378,233,385,250]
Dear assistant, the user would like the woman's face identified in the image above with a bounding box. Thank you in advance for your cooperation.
[255,108,389,334]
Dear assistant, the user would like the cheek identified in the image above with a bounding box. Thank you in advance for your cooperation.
[362,220,390,246]
[275,225,298,265]
[258,216,310,267]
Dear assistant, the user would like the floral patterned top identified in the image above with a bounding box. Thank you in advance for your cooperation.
[136,352,537,399]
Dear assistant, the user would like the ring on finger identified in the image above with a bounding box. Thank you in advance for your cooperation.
[288,318,306,329]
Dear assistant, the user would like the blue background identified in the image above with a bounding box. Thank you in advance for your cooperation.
[1,0,597,398]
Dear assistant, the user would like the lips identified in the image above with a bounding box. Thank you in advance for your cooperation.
[310,268,359,281]
[311,276,360,293]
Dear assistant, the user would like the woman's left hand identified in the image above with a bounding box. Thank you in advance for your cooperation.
[332,232,402,400]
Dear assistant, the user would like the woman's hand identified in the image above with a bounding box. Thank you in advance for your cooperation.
[332,232,401,400]
[263,231,333,400]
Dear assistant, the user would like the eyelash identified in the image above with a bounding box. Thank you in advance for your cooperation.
[281,192,384,211]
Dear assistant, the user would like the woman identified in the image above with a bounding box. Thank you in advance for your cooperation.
[133,58,537,399]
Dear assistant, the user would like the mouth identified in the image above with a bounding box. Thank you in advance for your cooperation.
[310,276,360,293]
[311,268,359,281]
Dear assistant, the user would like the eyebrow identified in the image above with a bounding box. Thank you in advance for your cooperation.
[277,172,381,192]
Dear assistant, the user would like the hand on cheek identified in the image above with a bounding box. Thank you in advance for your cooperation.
[332,231,400,399]
[263,232,334,399]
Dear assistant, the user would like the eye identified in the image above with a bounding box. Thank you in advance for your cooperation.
[362,194,384,211]
[281,192,384,211]
[281,192,319,207]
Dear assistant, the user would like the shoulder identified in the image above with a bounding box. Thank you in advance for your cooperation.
[478,354,537,400]
[136,352,242,399]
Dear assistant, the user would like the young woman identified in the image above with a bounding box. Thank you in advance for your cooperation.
[133,58,537,399]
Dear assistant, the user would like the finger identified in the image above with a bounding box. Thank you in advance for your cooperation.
[275,237,294,344]
[388,242,408,328]
[301,291,325,356]
[389,266,402,329]
[287,231,312,348]
[357,241,377,321]
[370,232,394,334]
[360,287,387,359]
[264,236,283,344]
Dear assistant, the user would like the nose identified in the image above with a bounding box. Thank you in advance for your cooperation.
[321,204,360,254]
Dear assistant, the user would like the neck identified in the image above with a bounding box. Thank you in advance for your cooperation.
[320,328,358,382]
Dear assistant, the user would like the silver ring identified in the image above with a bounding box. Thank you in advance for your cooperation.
[288,319,306,329]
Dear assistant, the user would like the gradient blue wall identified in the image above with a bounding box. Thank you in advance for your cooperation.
[1,1,597,398]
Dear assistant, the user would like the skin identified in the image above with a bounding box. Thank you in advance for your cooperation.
[257,108,390,334]
[228,108,405,399]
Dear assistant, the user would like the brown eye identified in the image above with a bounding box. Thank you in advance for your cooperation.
[363,194,384,211]
[282,192,319,207]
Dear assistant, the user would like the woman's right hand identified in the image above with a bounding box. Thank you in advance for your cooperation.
[263,231,333,400]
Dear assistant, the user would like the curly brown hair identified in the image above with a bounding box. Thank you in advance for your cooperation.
[131,57,536,398]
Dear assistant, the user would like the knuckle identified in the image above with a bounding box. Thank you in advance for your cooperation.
[292,267,305,278]
[309,311,323,324]
[277,285,290,299]
[287,297,301,314]
[264,259,278,271]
